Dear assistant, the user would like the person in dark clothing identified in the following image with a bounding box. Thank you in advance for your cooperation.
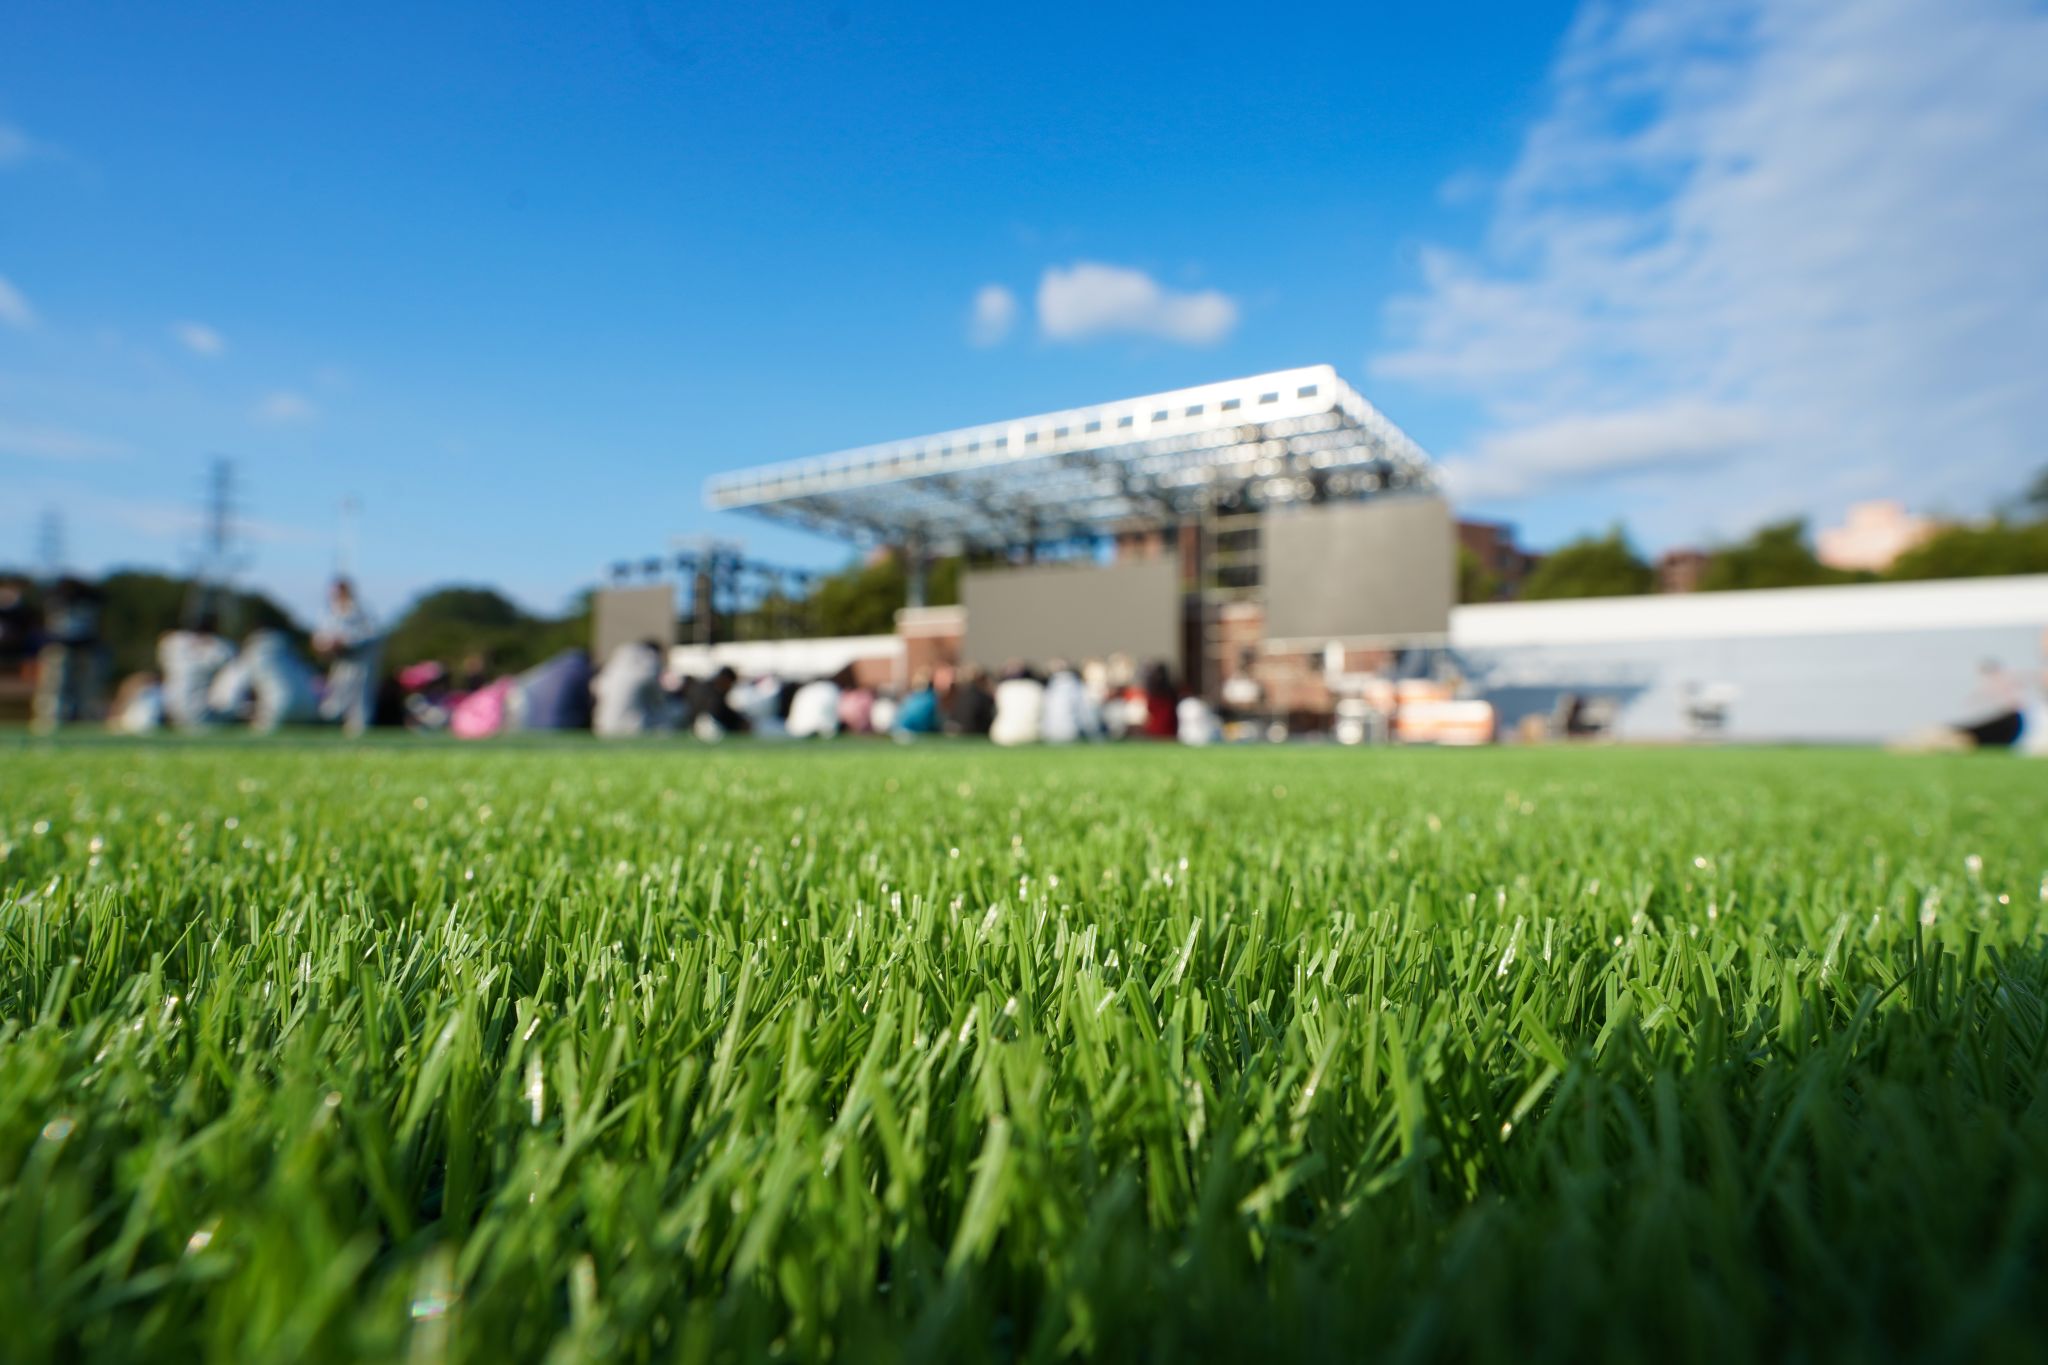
[31,577,106,732]
[455,651,492,696]
[947,665,996,737]
[688,665,750,736]
[1955,660,2026,749]
[1140,660,1179,739]
[0,577,40,672]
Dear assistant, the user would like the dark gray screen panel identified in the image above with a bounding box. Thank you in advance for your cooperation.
[962,557,1181,667]
[592,585,677,661]
[1262,496,1453,642]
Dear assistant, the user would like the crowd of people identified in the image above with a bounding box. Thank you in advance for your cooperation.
[6,572,1236,745]
[573,649,1233,745]
[11,571,2043,752]
[5,576,385,737]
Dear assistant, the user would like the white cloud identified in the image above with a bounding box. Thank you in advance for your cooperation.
[0,274,34,329]
[1372,0,2048,540]
[1037,262,1239,345]
[0,123,32,167]
[173,322,226,357]
[968,284,1018,347]
[79,492,317,547]
[252,390,316,424]
[0,420,130,462]
[1439,401,1763,501]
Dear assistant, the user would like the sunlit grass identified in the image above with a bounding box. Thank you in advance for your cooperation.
[2,740,2045,1362]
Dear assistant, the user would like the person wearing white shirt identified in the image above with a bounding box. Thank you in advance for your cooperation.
[1177,695,1223,746]
[159,616,234,730]
[990,669,1047,747]
[592,640,667,738]
[785,675,844,739]
[1040,663,1099,743]
[313,578,381,737]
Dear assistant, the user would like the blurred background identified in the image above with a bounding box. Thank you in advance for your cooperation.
[3,0,2045,745]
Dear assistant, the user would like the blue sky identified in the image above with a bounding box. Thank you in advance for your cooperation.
[4,0,2045,621]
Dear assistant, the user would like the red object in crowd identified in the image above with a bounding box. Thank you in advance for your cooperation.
[1143,691,1176,738]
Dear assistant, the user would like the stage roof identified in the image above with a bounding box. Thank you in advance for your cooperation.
[704,365,1437,550]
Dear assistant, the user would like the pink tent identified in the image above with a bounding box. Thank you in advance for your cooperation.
[450,677,513,740]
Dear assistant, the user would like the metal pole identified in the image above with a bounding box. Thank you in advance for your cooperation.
[905,535,928,610]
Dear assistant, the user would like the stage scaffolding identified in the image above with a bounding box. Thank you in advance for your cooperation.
[705,365,1437,562]
[701,365,1446,694]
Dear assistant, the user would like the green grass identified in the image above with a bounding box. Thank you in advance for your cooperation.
[2,740,2045,1363]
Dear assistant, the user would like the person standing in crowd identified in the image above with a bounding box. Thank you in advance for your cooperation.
[989,663,1046,746]
[947,664,996,737]
[592,639,668,738]
[1220,647,1265,731]
[786,667,848,739]
[1177,693,1223,745]
[837,672,877,734]
[313,577,380,737]
[729,672,787,737]
[893,669,942,736]
[1140,661,1179,739]
[1041,660,1101,743]
[31,576,106,733]
[687,665,750,739]
[159,611,233,730]
[1954,658,2026,749]
[456,651,492,696]
[106,670,165,734]
[239,629,320,732]
[0,576,40,678]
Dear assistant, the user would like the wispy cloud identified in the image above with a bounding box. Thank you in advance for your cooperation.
[968,284,1017,347]
[0,274,34,330]
[88,493,321,548]
[1372,0,2048,538]
[1037,262,1238,345]
[0,121,42,168]
[1439,402,1763,502]
[0,420,131,462]
[173,322,226,357]
[252,390,316,425]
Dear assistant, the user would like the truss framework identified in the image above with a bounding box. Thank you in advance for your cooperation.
[704,365,1437,552]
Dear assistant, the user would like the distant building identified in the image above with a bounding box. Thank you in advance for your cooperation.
[1658,548,1710,594]
[1817,500,1933,572]
[1457,519,1541,600]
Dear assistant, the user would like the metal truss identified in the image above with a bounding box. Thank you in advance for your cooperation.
[704,365,1437,552]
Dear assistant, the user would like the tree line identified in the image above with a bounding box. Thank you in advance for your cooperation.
[1464,467,2048,602]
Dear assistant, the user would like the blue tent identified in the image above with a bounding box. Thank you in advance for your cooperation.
[510,649,594,731]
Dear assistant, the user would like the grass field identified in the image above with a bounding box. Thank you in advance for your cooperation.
[3,739,2046,1363]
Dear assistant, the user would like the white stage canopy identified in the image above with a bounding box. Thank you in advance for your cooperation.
[705,365,1437,551]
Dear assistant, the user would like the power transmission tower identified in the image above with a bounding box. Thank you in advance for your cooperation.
[186,458,248,630]
[35,507,65,582]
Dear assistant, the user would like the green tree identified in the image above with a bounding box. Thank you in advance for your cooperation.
[809,554,961,637]
[2022,465,2048,516]
[1885,519,2048,581]
[1457,546,1502,604]
[1519,529,1654,600]
[1697,519,1854,592]
[97,570,305,679]
[382,585,592,677]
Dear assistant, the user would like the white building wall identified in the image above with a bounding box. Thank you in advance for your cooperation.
[667,635,904,685]
[1450,576,2048,744]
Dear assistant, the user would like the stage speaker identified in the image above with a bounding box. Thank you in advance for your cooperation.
[1261,495,1454,645]
[592,584,678,661]
[962,556,1181,669]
